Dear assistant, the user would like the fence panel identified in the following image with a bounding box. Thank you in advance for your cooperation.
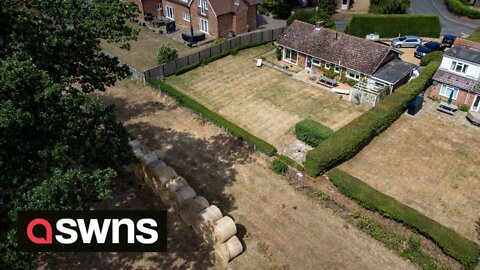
[262,29,273,42]
[188,52,200,65]
[175,56,189,70]
[221,41,231,52]
[240,34,252,45]
[230,36,241,48]
[273,27,285,40]
[163,61,176,77]
[210,44,222,55]
[199,47,211,60]
[251,31,262,43]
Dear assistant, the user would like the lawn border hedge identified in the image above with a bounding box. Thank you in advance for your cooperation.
[295,119,334,147]
[148,78,277,156]
[446,0,480,19]
[345,14,441,38]
[327,168,480,268]
[305,61,440,176]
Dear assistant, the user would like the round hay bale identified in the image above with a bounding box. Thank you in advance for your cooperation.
[166,176,188,193]
[154,166,178,186]
[223,236,243,262]
[171,186,196,207]
[145,160,167,190]
[197,205,222,225]
[213,216,237,243]
[140,152,157,165]
[179,196,209,226]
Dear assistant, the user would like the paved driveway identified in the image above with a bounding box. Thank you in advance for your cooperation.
[408,0,479,35]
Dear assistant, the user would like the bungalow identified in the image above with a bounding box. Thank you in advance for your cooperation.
[276,20,416,107]
[430,39,480,113]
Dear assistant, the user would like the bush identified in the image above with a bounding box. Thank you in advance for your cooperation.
[276,47,282,61]
[272,158,288,174]
[148,79,277,156]
[175,62,201,76]
[322,65,336,79]
[327,169,480,268]
[277,155,304,171]
[287,10,335,28]
[459,104,469,112]
[295,119,334,147]
[305,61,440,176]
[446,0,480,19]
[345,14,441,38]
[369,0,410,14]
[467,27,480,42]
[420,51,443,66]
[157,45,178,64]
[409,234,422,250]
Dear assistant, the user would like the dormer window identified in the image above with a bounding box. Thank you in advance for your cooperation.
[451,61,468,74]
[235,0,240,5]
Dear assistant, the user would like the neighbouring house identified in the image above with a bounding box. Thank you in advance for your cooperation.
[130,0,163,20]
[276,20,416,107]
[308,0,351,10]
[430,39,480,112]
[153,0,262,37]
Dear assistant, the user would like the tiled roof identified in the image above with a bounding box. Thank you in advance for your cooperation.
[453,38,480,50]
[433,69,479,93]
[445,46,480,64]
[208,0,261,16]
[276,20,394,75]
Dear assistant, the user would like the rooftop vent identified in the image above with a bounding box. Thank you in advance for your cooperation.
[315,20,324,31]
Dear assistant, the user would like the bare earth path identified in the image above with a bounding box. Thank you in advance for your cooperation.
[82,78,415,269]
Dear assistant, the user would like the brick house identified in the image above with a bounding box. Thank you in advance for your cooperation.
[308,0,351,10]
[130,0,163,20]
[430,39,480,112]
[276,20,416,106]
[156,0,261,37]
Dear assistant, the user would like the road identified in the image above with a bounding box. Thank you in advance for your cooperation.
[408,0,478,35]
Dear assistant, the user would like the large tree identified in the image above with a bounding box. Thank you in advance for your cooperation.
[0,0,139,268]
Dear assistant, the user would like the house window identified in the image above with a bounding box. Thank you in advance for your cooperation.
[165,5,174,20]
[183,11,190,22]
[346,69,360,81]
[334,64,341,73]
[324,61,331,69]
[199,18,209,33]
[440,84,459,100]
[156,3,162,10]
[450,61,468,74]
[312,58,320,66]
[199,0,208,15]
[283,48,298,64]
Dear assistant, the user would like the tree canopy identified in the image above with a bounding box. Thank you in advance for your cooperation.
[0,0,139,268]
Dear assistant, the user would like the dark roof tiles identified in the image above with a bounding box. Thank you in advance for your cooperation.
[433,69,479,93]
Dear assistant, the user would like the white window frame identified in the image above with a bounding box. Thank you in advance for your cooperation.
[165,5,174,20]
[439,84,459,100]
[199,18,209,34]
[450,61,468,74]
[324,61,331,69]
[334,64,341,73]
[156,3,162,10]
[346,69,360,81]
[283,48,298,64]
[183,11,190,22]
[312,58,321,67]
[199,0,208,15]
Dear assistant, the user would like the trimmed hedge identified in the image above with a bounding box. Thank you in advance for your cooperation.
[148,78,277,156]
[277,155,304,171]
[446,0,480,19]
[345,14,441,38]
[287,10,336,28]
[272,158,288,175]
[295,119,334,147]
[174,41,269,76]
[305,61,440,176]
[327,169,480,268]
[420,51,443,66]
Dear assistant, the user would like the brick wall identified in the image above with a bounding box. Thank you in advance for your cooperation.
[233,3,249,34]
[143,0,162,19]
[429,83,476,107]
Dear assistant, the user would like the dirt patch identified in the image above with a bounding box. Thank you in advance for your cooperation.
[42,78,415,269]
[341,106,480,243]
[166,45,366,151]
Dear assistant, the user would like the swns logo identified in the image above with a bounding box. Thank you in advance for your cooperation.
[18,210,167,252]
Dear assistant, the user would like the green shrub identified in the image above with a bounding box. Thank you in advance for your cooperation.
[148,79,277,156]
[276,47,282,61]
[420,51,443,66]
[345,14,441,38]
[175,63,201,76]
[305,61,440,176]
[327,169,480,268]
[272,158,288,175]
[446,0,480,19]
[287,10,336,28]
[157,45,178,64]
[467,27,480,42]
[295,119,334,147]
[213,37,225,45]
[277,155,304,171]
[322,65,336,79]
[459,104,469,112]
[369,0,410,14]
[409,234,422,250]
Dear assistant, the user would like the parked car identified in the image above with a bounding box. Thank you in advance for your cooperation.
[414,41,443,58]
[442,34,456,47]
[391,36,422,48]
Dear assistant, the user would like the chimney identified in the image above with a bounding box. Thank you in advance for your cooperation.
[315,20,324,30]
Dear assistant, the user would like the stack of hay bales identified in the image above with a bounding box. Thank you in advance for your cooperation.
[128,139,244,263]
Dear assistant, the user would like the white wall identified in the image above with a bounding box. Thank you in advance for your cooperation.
[440,56,480,79]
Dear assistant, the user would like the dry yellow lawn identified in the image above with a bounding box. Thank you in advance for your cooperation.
[341,109,480,243]
[166,45,365,151]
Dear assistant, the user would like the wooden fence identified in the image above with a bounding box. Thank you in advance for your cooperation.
[144,27,286,80]
[101,50,146,84]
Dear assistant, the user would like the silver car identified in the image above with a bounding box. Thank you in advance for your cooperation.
[391,36,422,48]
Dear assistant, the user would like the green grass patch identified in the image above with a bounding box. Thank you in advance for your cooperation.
[304,61,440,176]
[345,14,441,38]
[295,119,334,147]
[277,155,304,171]
[446,0,480,19]
[271,158,288,175]
[148,78,277,156]
[328,168,480,268]
[369,0,410,14]
[467,27,480,42]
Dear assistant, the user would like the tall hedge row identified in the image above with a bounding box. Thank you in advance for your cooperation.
[446,0,480,19]
[305,61,440,176]
[328,169,480,268]
[148,79,277,156]
[295,119,334,147]
[345,14,441,38]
